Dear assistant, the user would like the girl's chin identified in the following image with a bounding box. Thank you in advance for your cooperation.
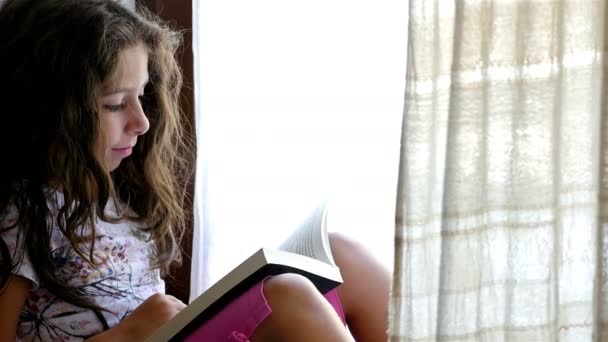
[106,159,122,172]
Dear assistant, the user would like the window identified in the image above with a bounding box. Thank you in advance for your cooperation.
[193,0,407,289]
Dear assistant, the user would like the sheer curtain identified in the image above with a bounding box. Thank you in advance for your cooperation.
[391,0,607,341]
[190,0,407,299]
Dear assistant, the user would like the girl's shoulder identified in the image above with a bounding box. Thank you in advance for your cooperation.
[1,184,64,216]
[0,202,19,229]
[0,203,21,257]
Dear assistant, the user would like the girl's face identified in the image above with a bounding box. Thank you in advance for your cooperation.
[96,43,150,172]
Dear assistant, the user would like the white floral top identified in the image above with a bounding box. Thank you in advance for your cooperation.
[0,191,164,341]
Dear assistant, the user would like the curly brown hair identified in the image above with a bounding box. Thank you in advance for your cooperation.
[0,0,192,311]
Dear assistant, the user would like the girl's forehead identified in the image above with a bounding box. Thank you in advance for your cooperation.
[102,43,149,94]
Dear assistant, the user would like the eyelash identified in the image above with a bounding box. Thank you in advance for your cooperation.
[104,104,125,112]
[103,95,147,113]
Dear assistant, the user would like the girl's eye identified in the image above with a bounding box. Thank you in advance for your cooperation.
[103,104,124,112]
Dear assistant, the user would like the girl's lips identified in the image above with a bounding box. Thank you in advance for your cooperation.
[112,147,133,157]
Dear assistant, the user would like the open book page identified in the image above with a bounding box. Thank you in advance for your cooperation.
[279,203,335,266]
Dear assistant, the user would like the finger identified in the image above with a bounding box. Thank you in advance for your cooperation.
[165,295,184,304]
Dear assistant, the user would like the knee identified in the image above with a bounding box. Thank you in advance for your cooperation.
[262,273,321,309]
[260,274,340,333]
[253,274,352,341]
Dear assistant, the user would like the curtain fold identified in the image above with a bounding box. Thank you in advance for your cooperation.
[391,0,608,340]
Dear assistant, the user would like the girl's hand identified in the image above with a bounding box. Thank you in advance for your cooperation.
[117,293,187,339]
[89,293,186,341]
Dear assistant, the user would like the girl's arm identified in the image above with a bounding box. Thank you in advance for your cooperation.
[0,275,186,342]
[86,293,187,341]
[0,275,31,341]
[330,232,392,342]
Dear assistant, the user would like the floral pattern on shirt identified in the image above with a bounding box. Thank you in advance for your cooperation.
[0,193,164,341]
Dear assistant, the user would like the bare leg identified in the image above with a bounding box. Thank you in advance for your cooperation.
[250,273,354,342]
[330,232,391,342]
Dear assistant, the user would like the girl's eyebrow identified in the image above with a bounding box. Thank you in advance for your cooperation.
[103,87,136,96]
[103,77,149,95]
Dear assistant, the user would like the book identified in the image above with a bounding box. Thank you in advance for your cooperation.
[146,203,343,341]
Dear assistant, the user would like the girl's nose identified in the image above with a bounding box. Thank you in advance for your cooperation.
[129,100,150,136]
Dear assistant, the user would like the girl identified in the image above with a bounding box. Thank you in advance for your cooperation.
[0,0,391,341]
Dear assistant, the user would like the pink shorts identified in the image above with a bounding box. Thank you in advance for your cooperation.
[183,279,346,341]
